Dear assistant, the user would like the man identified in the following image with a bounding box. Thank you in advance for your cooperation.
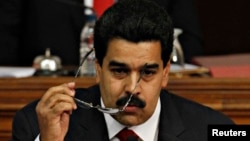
[0,0,202,66]
[11,0,233,141]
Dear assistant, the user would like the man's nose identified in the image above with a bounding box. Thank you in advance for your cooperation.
[125,72,141,95]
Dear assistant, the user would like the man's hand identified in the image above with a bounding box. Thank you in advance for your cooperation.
[36,82,77,141]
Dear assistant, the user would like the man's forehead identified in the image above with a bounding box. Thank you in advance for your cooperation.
[107,38,161,50]
[102,39,162,66]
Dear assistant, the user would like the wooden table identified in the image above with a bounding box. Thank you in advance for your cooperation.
[1,76,250,140]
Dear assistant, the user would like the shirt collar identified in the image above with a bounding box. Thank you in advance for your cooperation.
[102,98,161,141]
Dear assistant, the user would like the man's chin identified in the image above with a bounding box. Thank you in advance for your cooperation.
[113,112,143,126]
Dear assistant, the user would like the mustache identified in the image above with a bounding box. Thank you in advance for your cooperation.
[116,95,146,108]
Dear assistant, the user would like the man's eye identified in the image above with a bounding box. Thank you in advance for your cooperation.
[111,68,128,77]
[143,69,156,77]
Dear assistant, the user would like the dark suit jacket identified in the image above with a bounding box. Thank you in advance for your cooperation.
[0,0,202,66]
[11,85,234,141]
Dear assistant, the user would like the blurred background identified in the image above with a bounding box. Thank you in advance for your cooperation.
[0,0,250,77]
[194,0,250,56]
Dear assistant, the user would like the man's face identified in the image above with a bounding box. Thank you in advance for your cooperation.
[95,38,170,126]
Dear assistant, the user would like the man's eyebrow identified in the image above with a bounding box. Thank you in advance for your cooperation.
[108,61,128,67]
[145,63,159,69]
[108,61,159,69]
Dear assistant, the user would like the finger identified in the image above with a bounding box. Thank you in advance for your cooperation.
[67,82,75,90]
[50,101,76,117]
[40,83,75,104]
[36,96,76,119]
[36,92,77,119]
[43,93,77,110]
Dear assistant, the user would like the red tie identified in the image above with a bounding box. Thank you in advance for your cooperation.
[116,128,139,141]
[93,0,114,18]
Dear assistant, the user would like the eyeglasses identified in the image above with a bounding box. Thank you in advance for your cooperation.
[72,48,146,114]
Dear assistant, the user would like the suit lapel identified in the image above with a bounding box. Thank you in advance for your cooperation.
[64,108,109,141]
[158,91,185,141]
[67,86,110,141]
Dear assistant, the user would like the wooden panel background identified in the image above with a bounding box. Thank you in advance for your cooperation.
[1,77,250,140]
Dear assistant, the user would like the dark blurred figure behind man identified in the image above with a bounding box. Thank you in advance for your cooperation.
[0,0,202,66]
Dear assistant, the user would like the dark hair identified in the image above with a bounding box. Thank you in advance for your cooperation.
[94,0,173,67]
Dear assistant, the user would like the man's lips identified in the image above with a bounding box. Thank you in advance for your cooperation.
[123,105,139,112]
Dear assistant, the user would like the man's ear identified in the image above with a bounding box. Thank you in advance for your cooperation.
[161,61,170,87]
[95,60,101,83]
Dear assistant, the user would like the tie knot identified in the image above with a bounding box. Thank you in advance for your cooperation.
[116,128,139,141]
